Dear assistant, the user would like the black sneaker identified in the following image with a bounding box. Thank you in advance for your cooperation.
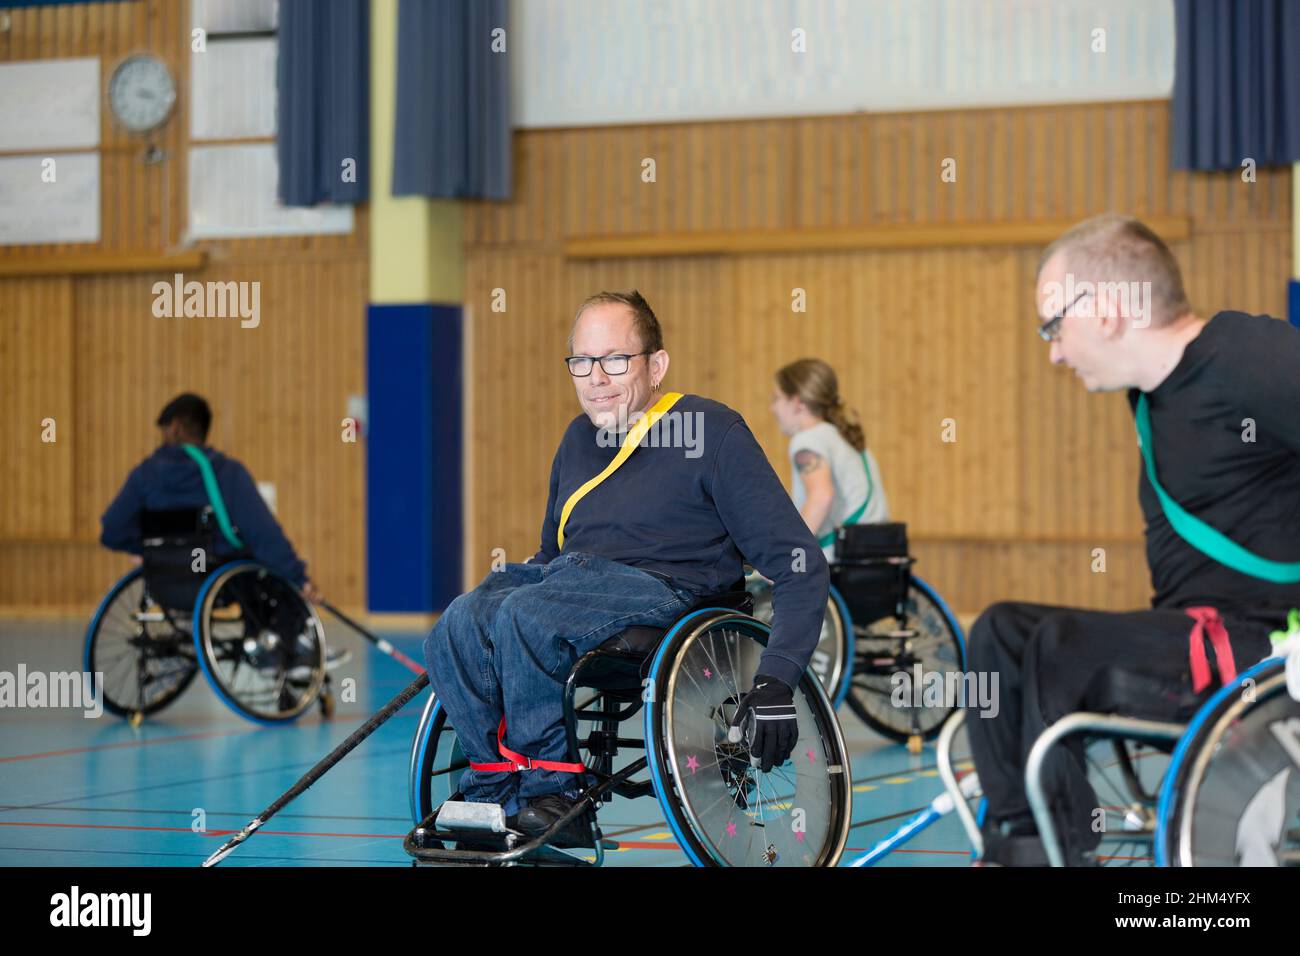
[515,793,597,849]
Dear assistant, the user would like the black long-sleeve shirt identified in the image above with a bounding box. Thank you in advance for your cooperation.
[1131,311,1300,618]
[528,394,829,689]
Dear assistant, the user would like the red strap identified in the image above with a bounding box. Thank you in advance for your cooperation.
[468,718,586,774]
[1185,606,1238,694]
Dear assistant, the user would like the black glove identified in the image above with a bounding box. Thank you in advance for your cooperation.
[727,674,797,772]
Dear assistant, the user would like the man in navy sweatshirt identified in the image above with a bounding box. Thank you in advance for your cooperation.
[100,393,325,610]
[423,290,829,845]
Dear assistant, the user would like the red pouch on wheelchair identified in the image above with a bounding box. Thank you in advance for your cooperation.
[830,523,910,626]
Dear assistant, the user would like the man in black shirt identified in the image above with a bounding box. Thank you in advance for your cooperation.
[967,214,1300,865]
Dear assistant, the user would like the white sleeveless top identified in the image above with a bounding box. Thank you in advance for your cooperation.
[788,422,889,561]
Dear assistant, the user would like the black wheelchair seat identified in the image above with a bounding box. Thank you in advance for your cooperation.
[1085,665,1208,735]
[139,507,221,612]
[583,580,753,693]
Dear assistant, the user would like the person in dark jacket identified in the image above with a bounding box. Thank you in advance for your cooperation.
[100,394,345,665]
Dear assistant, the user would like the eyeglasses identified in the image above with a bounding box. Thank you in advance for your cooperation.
[564,351,651,377]
[1037,291,1088,342]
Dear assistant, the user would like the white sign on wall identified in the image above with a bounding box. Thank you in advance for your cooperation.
[188,143,352,239]
[0,58,100,151]
[0,153,101,246]
[190,38,277,140]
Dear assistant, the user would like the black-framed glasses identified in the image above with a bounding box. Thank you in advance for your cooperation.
[564,351,651,377]
[1037,290,1088,342]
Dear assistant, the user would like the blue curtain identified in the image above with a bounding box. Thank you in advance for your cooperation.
[277,0,370,206]
[392,0,510,200]
[1173,0,1300,170]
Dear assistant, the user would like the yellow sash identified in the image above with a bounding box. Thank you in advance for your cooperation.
[556,391,684,550]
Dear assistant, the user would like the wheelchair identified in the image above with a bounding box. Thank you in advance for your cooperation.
[744,570,855,708]
[746,522,966,750]
[925,655,1300,867]
[405,581,853,866]
[85,507,333,725]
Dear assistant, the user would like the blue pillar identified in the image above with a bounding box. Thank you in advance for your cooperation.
[366,303,462,611]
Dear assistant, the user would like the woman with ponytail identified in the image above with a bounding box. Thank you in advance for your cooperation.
[769,358,889,562]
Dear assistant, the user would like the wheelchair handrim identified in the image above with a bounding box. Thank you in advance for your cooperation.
[1156,661,1294,867]
[647,611,852,867]
[193,561,326,725]
[827,584,855,707]
[746,574,854,707]
[911,574,966,667]
[409,691,465,826]
[847,579,965,740]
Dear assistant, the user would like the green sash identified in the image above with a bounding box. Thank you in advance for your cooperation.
[818,450,874,550]
[1134,393,1300,583]
[180,443,244,550]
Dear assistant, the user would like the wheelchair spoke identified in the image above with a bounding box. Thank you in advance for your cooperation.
[89,575,199,716]
[656,616,849,865]
[197,567,322,721]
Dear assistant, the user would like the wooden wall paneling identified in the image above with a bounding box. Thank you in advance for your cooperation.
[0,1,370,611]
[454,100,1287,615]
[0,278,74,539]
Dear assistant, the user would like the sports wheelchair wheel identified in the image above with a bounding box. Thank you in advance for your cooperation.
[1157,659,1300,867]
[745,572,853,707]
[644,609,852,866]
[193,561,326,724]
[409,693,466,825]
[845,575,965,743]
[85,567,200,719]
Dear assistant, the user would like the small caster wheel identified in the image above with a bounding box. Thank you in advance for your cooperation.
[128,711,144,729]
[906,734,923,755]
[319,691,335,719]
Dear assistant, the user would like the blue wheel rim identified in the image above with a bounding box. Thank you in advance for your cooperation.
[191,560,318,726]
[1154,657,1287,866]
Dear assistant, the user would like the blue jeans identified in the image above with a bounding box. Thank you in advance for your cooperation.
[422,552,696,816]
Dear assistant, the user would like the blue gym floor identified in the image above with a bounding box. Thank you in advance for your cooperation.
[0,618,1142,867]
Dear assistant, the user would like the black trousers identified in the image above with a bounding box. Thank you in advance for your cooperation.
[963,601,1276,862]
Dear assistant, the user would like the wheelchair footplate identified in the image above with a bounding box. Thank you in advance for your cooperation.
[405,801,605,868]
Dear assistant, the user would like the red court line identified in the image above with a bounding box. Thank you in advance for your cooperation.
[0,728,251,763]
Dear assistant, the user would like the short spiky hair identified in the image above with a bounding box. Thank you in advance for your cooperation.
[1037,214,1192,326]
[568,290,665,354]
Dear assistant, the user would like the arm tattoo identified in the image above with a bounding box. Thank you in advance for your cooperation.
[795,450,825,475]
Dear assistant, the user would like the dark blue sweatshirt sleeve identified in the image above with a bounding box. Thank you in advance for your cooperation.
[527,445,562,565]
[711,419,829,690]
[220,462,308,587]
[100,464,148,554]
